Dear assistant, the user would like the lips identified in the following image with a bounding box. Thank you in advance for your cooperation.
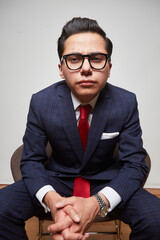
[78,80,96,87]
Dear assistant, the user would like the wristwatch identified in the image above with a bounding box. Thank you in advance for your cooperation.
[94,193,108,217]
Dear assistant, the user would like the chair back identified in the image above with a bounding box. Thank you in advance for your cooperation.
[10,143,52,182]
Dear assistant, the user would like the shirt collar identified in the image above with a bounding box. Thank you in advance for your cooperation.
[71,92,99,111]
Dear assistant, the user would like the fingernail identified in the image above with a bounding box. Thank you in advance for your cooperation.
[74,214,80,222]
[47,226,50,232]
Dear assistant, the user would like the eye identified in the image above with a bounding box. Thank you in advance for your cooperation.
[68,55,82,63]
[91,55,103,62]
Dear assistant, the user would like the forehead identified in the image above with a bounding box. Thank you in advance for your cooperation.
[63,32,107,55]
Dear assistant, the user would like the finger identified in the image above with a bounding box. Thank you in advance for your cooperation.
[48,215,72,233]
[62,228,83,240]
[56,196,76,208]
[51,233,64,240]
[63,205,80,222]
[81,233,90,240]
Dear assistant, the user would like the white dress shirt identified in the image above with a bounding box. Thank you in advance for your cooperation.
[36,92,122,212]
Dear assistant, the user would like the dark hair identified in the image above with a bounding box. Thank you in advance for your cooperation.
[57,17,113,61]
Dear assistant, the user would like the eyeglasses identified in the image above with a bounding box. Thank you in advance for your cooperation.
[61,53,110,70]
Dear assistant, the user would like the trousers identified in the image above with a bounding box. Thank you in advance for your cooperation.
[0,179,160,240]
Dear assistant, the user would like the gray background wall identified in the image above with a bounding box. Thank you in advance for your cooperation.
[1,0,160,187]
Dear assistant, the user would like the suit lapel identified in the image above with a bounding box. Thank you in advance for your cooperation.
[82,85,111,166]
[58,84,84,161]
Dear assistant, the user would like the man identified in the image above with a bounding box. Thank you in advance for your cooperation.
[0,17,160,240]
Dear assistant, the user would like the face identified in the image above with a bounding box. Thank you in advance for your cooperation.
[58,32,112,103]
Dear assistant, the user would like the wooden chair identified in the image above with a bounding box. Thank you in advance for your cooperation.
[10,143,151,240]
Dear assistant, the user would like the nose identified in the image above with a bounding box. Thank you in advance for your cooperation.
[80,57,92,75]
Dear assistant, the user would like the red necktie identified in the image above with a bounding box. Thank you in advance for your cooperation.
[73,105,92,198]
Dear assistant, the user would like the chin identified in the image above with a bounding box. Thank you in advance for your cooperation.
[79,92,98,103]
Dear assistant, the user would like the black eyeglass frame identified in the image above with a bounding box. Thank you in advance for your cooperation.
[61,53,110,70]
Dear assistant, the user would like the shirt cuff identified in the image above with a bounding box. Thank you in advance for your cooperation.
[99,186,122,212]
[35,185,55,213]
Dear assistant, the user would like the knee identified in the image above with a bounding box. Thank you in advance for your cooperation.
[123,190,160,239]
[0,187,19,221]
[145,209,160,237]
[128,198,160,239]
[0,196,12,220]
[138,202,160,238]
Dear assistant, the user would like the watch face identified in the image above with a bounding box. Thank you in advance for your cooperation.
[100,205,108,217]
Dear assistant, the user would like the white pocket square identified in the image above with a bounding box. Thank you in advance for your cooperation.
[101,132,119,140]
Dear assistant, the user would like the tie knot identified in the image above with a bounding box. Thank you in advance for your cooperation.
[79,105,92,120]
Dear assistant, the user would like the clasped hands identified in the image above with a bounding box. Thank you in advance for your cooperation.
[44,191,100,240]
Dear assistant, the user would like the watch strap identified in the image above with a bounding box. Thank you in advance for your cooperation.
[93,193,108,216]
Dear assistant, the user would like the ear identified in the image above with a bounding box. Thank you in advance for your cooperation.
[108,63,112,78]
[58,64,65,79]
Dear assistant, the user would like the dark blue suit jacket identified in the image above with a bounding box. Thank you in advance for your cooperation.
[20,81,148,206]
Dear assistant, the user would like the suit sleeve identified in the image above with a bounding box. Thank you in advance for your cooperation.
[20,94,50,198]
[108,94,149,205]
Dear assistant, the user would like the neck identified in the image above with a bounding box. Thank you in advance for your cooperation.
[71,92,99,109]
